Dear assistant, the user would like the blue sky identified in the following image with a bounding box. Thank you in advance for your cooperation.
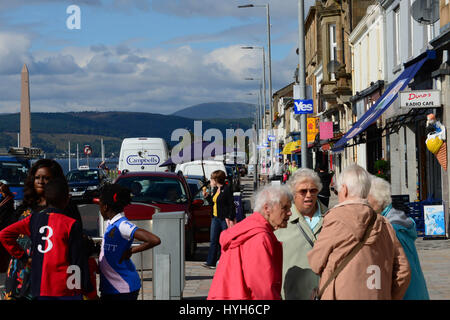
[0,0,314,115]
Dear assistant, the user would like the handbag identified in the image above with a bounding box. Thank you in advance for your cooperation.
[311,211,377,300]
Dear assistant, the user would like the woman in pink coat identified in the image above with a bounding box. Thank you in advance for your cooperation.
[207,185,292,300]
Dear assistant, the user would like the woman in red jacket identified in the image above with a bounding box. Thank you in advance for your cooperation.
[207,185,292,300]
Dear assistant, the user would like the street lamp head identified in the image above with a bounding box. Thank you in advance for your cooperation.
[238,4,254,8]
[241,46,254,49]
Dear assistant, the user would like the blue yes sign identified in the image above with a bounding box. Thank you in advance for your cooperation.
[294,99,313,114]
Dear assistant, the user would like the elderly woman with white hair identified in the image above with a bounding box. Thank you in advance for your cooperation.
[307,164,411,300]
[208,185,292,300]
[368,176,429,300]
[274,168,328,300]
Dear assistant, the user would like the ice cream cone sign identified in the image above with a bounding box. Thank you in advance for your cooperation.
[425,113,447,171]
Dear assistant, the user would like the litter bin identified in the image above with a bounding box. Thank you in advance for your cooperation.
[234,192,244,222]
[152,211,185,300]
[98,202,160,270]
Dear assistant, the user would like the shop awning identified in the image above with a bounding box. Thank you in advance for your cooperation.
[331,52,434,152]
[281,140,301,154]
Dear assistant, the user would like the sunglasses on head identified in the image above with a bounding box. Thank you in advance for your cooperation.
[296,188,319,196]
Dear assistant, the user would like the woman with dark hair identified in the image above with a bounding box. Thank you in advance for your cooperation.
[3,159,82,300]
[98,183,160,300]
[202,170,236,269]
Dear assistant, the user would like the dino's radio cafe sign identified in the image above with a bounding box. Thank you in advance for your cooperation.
[400,90,441,108]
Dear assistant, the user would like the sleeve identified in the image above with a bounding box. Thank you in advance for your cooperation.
[388,222,411,300]
[118,220,138,241]
[0,215,31,261]
[68,221,93,293]
[307,215,356,276]
[242,234,281,300]
[226,187,236,220]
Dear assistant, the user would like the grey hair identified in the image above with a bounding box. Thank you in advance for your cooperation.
[368,175,392,209]
[288,168,323,192]
[253,185,293,212]
[336,164,371,199]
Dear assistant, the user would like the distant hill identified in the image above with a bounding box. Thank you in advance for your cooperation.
[172,102,256,119]
[0,111,253,157]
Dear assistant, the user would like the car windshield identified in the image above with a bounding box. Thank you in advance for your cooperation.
[0,160,29,187]
[116,176,188,204]
[67,170,99,182]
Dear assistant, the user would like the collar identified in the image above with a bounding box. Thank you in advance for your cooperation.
[289,201,323,224]
[333,198,370,210]
[109,212,125,224]
[381,204,392,217]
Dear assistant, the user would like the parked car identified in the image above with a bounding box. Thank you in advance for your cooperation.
[175,160,226,181]
[114,171,212,259]
[225,164,241,192]
[0,152,30,208]
[66,167,111,203]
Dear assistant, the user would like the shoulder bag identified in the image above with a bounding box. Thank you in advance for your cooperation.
[311,212,377,300]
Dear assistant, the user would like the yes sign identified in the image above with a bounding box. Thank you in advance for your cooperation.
[294,99,313,114]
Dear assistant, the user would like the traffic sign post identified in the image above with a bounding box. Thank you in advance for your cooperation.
[84,145,92,168]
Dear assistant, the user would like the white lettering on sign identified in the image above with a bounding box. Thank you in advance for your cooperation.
[294,100,313,114]
[126,154,160,166]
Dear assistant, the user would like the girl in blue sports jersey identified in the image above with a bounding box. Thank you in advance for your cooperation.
[98,184,161,300]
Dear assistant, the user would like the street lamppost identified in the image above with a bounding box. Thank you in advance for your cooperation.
[245,91,261,190]
[238,4,273,130]
[297,0,308,168]
[238,3,275,178]
[241,46,267,130]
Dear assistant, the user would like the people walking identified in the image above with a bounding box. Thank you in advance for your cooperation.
[307,164,411,300]
[0,178,92,300]
[207,185,292,300]
[98,183,161,300]
[202,170,235,269]
[274,168,327,300]
[2,159,78,300]
[368,176,429,300]
[288,160,298,176]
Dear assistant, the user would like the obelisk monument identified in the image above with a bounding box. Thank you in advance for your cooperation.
[20,64,31,148]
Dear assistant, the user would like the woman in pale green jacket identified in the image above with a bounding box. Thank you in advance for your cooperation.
[274,168,328,300]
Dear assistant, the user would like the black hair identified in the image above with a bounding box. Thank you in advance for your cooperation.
[23,159,66,209]
[44,178,69,209]
[99,183,131,213]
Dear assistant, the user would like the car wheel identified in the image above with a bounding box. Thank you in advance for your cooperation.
[185,229,197,260]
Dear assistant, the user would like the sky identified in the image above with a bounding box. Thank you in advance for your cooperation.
[0,0,314,115]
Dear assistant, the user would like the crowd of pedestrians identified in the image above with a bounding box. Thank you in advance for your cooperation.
[0,156,430,300]
[208,163,430,300]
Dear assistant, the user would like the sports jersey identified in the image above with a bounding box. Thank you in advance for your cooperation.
[99,213,141,295]
[0,207,91,297]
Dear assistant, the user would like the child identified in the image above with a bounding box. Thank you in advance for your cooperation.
[98,183,161,300]
[0,178,92,299]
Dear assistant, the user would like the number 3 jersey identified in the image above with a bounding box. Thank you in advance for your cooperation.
[0,207,91,297]
[99,213,140,295]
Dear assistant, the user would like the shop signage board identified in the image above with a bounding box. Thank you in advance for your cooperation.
[423,204,446,237]
[400,90,441,108]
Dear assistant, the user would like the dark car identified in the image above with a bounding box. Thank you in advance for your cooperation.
[225,164,241,192]
[66,167,111,203]
[114,171,212,259]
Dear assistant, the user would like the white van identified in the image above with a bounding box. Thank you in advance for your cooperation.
[118,137,169,173]
[175,160,226,180]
